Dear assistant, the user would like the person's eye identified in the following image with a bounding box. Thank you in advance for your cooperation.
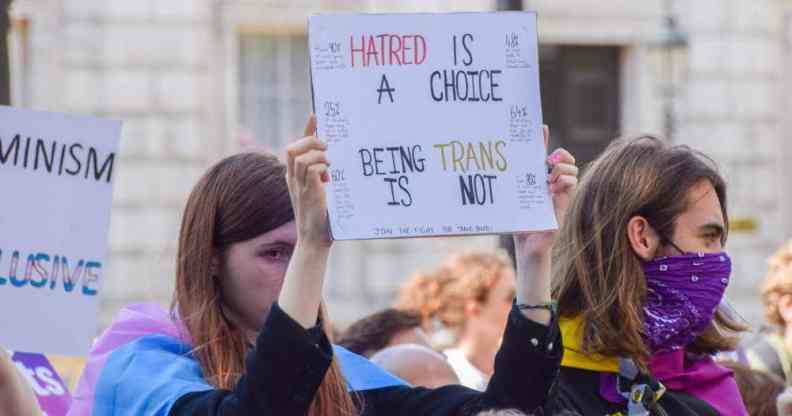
[260,248,291,261]
[705,233,720,241]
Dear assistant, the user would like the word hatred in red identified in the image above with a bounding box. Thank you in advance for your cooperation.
[350,34,428,67]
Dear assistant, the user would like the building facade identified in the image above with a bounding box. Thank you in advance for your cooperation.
[7,0,791,329]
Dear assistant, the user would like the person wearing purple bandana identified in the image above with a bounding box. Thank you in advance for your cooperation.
[546,135,749,415]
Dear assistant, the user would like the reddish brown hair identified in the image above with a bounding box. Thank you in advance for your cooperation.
[172,152,357,415]
[761,241,792,327]
[553,136,746,371]
[396,251,513,340]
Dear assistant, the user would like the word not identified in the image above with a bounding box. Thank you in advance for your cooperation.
[0,134,115,183]
[0,249,101,296]
[350,34,428,67]
[459,174,498,205]
[433,140,508,173]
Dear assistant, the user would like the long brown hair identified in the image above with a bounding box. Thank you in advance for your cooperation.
[172,152,357,415]
[719,361,784,416]
[553,136,747,371]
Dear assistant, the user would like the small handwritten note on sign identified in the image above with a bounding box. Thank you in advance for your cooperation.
[0,106,121,355]
[309,12,556,240]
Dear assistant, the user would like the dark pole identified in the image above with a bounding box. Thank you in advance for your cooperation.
[0,0,11,105]
[496,0,523,264]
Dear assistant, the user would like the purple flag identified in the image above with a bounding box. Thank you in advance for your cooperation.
[11,352,72,416]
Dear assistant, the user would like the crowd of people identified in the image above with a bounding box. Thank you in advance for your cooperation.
[1,118,792,415]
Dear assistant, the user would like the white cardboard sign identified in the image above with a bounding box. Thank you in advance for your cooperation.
[309,12,556,240]
[0,106,121,355]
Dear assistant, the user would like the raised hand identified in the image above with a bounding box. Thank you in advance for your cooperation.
[278,115,334,328]
[512,126,578,324]
[514,125,578,256]
[285,114,333,249]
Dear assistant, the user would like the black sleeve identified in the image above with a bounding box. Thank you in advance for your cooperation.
[169,303,333,416]
[360,304,563,416]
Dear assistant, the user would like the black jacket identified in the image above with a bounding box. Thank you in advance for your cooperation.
[548,367,721,415]
[169,303,562,415]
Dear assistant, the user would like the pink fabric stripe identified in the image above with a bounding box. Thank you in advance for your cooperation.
[67,303,189,416]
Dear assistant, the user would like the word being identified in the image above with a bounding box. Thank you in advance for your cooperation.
[434,140,509,206]
[350,34,428,67]
[0,249,101,296]
[358,145,426,207]
[429,34,504,103]
[0,134,115,183]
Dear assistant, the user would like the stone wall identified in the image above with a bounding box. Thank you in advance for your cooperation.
[677,0,789,326]
[8,0,790,330]
[11,0,216,327]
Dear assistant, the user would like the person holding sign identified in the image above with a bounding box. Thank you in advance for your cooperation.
[548,136,749,415]
[68,117,579,416]
[0,348,43,416]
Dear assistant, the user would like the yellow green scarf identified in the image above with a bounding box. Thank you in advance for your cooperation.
[559,316,619,373]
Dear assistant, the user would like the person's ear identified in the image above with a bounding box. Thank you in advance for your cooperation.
[778,294,792,326]
[627,215,662,261]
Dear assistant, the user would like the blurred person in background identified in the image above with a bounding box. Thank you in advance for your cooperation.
[778,387,792,416]
[369,344,460,388]
[396,251,515,390]
[742,241,792,383]
[720,360,784,416]
[336,308,431,357]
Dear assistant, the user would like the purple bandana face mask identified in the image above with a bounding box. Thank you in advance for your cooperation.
[641,251,731,352]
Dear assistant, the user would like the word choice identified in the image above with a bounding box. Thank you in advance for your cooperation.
[430,69,503,103]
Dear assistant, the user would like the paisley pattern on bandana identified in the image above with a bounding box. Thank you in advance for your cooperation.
[641,252,731,352]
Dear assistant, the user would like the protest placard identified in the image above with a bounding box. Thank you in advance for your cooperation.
[0,106,121,355]
[308,12,557,240]
[11,351,71,416]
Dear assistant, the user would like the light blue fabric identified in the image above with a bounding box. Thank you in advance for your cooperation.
[333,345,408,391]
[93,335,212,416]
[91,335,407,416]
